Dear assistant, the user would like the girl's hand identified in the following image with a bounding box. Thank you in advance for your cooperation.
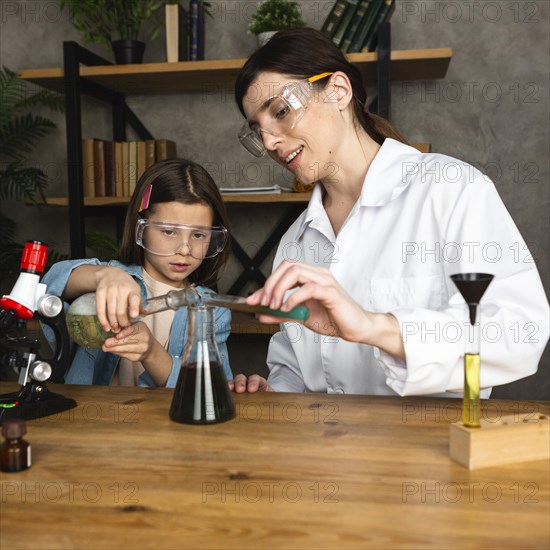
[246,261,404,358]
[230,374,273,393]
[94,267,142,332]
[101,321,155,363]
[102,322,173,386]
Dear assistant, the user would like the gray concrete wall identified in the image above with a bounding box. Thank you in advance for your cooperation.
[1,1,548,397]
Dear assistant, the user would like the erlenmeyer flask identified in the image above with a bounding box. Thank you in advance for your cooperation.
[169,306,235,424]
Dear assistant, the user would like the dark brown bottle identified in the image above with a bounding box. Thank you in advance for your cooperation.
[169,306,235,424]
[0,419,32,472]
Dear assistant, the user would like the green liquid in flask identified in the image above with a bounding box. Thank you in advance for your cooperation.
[66,312,115,349]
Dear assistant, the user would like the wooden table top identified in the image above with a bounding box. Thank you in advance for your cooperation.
[0,383,548,549]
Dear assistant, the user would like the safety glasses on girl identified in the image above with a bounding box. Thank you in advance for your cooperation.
[135,219,228,259]
[238,72,333,157]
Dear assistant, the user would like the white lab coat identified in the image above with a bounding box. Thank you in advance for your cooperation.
[266,139,549,396]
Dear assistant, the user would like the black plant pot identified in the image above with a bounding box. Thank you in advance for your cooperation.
[111,40,145,64]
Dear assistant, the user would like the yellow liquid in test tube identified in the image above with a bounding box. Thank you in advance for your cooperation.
[463,353,481,427]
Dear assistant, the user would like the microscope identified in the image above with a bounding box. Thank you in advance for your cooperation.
[0,241,76,423]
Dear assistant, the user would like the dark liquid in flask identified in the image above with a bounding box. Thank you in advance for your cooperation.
[170,361,235,424]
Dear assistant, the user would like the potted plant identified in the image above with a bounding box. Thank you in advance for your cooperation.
[0,67,66,291]
[60,0,164,64]
[249,0,306,46]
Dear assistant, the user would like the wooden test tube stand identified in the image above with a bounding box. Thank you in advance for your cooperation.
[449,411,550,470]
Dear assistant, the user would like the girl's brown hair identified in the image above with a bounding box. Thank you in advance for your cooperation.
[235,27,408,145]
[119,159,231,288]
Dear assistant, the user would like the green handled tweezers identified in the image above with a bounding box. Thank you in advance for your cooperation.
[202,293,310,322]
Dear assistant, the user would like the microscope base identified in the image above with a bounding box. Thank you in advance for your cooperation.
[0,389,77,424]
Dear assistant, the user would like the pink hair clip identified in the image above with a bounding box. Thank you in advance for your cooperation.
[139,184,153,212]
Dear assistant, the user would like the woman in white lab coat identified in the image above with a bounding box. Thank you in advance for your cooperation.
[232,28,549,395]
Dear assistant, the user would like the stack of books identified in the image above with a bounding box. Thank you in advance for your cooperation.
[321,0,396,53]
[81,139,177,198]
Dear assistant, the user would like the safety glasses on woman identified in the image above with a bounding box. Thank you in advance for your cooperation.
[238,72,333,157]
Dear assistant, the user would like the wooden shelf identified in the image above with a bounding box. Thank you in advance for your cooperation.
[18,48,452,95]
[31,192,312,207]
[222,192,312,203]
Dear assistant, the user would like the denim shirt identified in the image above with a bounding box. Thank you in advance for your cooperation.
[41,259,232,387]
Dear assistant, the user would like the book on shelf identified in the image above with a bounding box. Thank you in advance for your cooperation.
[332,1,360,47]
[82,139,178,197]
[145,139,156,169]
[82,139,95,198]
[104,140,116,197]
[340,0,372,52]
[321,0,352,39]
[165,3,189,62]
[93,139,106,197]
[189,0,205,61]
[156,139,177,161]
[128,141,138,195]
[114,142,123,197]
[361,0,395,52]
[137,141,146,180]
[219,185,293,195]
[121,141,130,197]
[347,0,383,53]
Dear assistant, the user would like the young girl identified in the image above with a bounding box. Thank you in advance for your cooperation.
[42,159,233,387]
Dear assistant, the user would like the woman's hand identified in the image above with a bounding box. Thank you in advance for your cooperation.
[246,261,405,358]
[229,374,273,393]
[93,267,142,333]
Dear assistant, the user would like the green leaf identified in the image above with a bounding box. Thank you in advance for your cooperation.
[60,0,166,45]
[0,214,17,243]
[14,89,65,114]
[0,114,58,161]
[249,0,306,34]
[0,163,48,202]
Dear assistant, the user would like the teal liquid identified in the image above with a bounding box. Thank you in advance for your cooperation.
[253,304,310,321]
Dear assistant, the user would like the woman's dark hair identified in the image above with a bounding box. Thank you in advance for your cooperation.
[119,158,231,288]
[235,27,408,145]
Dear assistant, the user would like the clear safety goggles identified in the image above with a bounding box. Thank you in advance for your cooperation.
[238,72,333,157]
[135,219,228,259]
